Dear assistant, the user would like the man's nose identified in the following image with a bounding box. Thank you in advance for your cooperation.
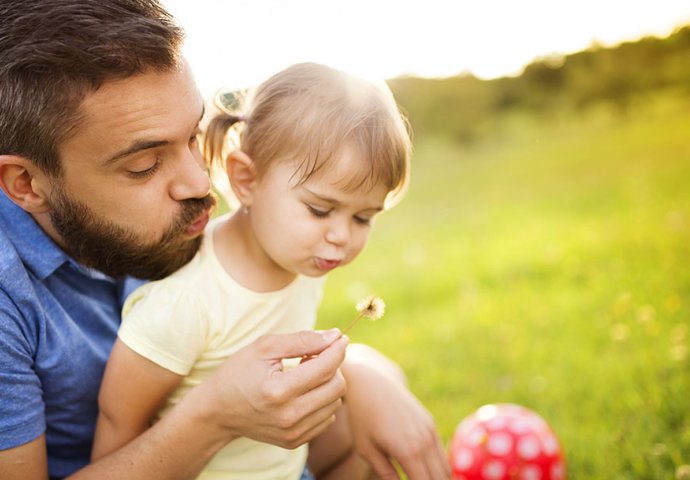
[169,149,211,200]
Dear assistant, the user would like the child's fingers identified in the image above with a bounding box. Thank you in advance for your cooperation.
[429,432,452,479]
[363,447,400,480]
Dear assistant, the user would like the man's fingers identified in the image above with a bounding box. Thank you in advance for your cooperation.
[272,371,345,433]
[288,368,346,420]
[264,377,345,448]
[279,336,348,394]
[257,329,343,360]
[280,402,341,448]
[248,340,347,441]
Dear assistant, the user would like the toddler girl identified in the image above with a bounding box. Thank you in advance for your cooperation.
[93,62,411,479]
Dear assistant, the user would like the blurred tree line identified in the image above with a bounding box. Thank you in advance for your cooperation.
[388,25,690,143]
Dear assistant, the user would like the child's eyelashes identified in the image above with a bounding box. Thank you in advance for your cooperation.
[306,204,332,218]
[306,203,373,226]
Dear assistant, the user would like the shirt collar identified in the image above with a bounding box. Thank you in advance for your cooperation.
[1,191,81,280]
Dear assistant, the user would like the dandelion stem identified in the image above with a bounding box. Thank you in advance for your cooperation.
[342,313,365,336]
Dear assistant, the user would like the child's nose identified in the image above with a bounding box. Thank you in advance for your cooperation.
[325,218,350,246]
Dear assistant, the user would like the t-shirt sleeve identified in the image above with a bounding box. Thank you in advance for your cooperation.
[0,289,45,449]
[118,280,209,376]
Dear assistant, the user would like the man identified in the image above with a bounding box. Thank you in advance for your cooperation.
[0,1,449,479]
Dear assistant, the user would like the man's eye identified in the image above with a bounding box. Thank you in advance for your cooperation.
[127,160,161,179]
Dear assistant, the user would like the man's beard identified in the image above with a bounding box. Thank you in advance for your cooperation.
[49,190,217,280]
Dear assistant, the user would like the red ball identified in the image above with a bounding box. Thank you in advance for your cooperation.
[449,404,566,480]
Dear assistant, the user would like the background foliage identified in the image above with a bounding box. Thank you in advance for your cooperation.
[316,26,690,478]
[388,26,690,144]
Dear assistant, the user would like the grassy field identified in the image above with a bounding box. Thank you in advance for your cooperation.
[316,90,690,478]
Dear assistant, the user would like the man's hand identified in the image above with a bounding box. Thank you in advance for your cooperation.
[342,344,451,480]
[1,330,348,480]
[189,329,349,449]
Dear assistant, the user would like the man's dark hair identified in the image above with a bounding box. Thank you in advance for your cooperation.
[0,0,184,176]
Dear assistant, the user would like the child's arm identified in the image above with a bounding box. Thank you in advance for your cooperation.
[340,343,451,480]
[92,338,184,460]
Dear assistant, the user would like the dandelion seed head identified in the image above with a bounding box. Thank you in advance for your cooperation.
[356,295,385,320]
[676,465,690,480]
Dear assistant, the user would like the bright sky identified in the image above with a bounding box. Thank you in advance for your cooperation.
[162,0,690,98]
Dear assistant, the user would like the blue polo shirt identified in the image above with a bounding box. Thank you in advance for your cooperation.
[0,192,144,478]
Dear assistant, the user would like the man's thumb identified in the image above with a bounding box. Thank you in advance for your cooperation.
[264,328,342,359]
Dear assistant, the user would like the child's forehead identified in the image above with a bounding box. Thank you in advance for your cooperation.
[297,164,390,208]
[293,146,382,191]
[320,147,367,176]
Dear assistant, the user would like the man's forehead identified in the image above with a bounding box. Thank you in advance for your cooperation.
[62,65,203,164]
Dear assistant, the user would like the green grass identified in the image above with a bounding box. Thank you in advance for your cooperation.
[316,91,690,478]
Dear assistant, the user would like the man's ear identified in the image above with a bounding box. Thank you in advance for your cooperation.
[0,155,52,213]
[225,150,257,207]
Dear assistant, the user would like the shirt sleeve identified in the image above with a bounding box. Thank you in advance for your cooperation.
[118,280,209,376]
[0,289,45,449]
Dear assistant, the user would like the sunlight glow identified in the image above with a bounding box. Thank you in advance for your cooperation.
[162,0,690,97]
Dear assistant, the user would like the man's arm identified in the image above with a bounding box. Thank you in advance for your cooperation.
[0,330,348,480]
[0,292,48,480]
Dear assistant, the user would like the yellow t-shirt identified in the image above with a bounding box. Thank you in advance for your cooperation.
[119,217,325,480]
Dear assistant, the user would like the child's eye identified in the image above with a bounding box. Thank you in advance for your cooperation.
[354,216,372,226]
[127,159,161,179]
[307,204,331,218]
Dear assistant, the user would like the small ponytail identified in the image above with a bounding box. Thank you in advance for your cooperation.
[203,112,245,169]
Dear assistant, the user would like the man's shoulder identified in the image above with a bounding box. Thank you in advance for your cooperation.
[0,228,31,296]
[1,193,68,280]
[0,231,41,340]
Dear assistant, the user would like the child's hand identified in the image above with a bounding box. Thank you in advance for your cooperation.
[342,344,450,480]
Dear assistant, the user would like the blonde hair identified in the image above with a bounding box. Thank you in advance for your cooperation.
[204,63,411,208]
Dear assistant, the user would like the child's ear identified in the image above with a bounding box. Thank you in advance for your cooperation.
[0,155,51,213]
[225,150,257,207]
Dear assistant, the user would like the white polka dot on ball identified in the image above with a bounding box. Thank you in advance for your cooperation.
[454,448,474,470]
[520,464,543,480]
[487,432,513,456]
[518,436,541,460]
[482,460,506,480]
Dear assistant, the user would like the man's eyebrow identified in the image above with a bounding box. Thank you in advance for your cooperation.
[104,105,205,166]
[104,140,168,165]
